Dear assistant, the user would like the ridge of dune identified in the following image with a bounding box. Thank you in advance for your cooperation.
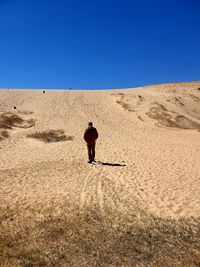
[0,82,200,266]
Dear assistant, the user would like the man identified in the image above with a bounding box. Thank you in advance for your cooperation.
[84,122,98,163]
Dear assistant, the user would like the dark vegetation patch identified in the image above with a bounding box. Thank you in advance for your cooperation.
[27,129,73,143]
[166,97,184,106]
[0,112,35,129]
[17,110,34,115]
[146,102,200,130]
[116,99,130,110]
[110,92,125,97]
[132,94,144,105]
[0,130,9,141]
[137,115,144,121]
[188,93,200,103]
[0,206,200,267]
[116,94,135,111]
[116,94,144,112]
[137,94,144,101]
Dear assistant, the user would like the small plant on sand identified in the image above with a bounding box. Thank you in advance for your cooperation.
[0,130,9,141]
[116,99,130,110]
[0,112,35,129]
[27,129,73,143]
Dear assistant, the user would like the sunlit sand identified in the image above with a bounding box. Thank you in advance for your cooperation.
[0,82,200,266]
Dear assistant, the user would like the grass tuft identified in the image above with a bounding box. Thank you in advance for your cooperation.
[0,112,35,129]
[0,130,9,141]
[27,129,73,143]
[146,102,200,130]
[116,99,130,110]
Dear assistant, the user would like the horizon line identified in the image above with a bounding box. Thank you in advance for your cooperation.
[0,80,199,91]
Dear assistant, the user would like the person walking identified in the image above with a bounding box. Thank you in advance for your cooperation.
[84,122,98,163]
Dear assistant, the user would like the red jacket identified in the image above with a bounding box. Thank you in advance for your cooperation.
[84,127,98,145]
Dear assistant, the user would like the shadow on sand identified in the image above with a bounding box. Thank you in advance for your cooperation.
[95,161,126,167]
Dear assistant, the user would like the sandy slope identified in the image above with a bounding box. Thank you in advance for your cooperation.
[0,82,200,221]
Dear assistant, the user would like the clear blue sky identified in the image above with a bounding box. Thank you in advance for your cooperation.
[0,0,199,89]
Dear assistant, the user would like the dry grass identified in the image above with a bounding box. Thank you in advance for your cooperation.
[17,110,34,115]
[116,94,144,112]
[137,94,144,101]
[0,112,23,129]
[137,115,144,122]
[146,102,200,130]
[0,112,35,129]
[188,94,200,103]
[116,99,130,110]
[166,97,184,106]
[0,130,9,141]
[175,115,200,129]
[27,129,73,143]
[0,205,200,267]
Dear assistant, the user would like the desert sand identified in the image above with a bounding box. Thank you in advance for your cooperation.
[0,82,200,266]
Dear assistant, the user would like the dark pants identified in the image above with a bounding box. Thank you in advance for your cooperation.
[87,143,95,161]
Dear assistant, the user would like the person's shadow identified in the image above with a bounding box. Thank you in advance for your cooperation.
[95,161,126,167]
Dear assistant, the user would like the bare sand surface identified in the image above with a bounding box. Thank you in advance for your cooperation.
[0,82,200,266]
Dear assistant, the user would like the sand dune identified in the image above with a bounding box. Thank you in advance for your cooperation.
[0,82,200,266]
